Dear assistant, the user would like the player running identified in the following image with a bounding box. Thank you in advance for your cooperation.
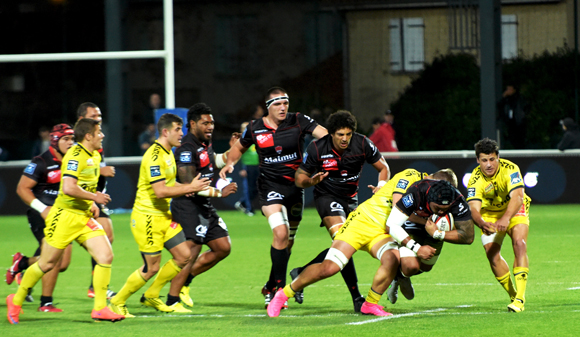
[289,110,390,312]
[467,138,531,313]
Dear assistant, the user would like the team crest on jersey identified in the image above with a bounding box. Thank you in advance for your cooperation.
[67,160,79,172]
[150,165,161,177]
[256,133,274,148]
[303,153,308,163]
[24,163,37,175]
[47,170,61,184]
[275,146,283,154]
[196,224,208,238]
[199,151,210,167]
[86,158,94,166]
[484,183,494,194]
[402,194,414,208]
[467,188,476,198]
[510,172,522,185]
[180,151,192,163]
[330,201,344,213]
[396,179,409,190]
[267,191,284,201]
[341,170,348,177]
[322,159,338,170]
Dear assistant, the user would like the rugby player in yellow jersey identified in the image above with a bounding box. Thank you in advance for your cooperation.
[6,118,124,324]
[109,113,210,317]
[467,138,531,313]
[268,168,459,317]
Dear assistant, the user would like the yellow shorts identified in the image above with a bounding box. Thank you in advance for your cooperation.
[481,196,531,235]
[131,210,183,254]
[44,207,106,250]
[334,207,391,255]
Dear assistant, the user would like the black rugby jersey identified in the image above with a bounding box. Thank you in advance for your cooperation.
[96,148,107,192]
[173,132,217,215]
[22,147,62,206]
[300,133,382,198]
[239,113,318,185]
[396,179,471,222]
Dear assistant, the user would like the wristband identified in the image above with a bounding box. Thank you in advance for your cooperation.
[433,230,446,241]
[30,199,48,214]
[377,180,387,188]
[405,239,416,250]
[412,242,421,254]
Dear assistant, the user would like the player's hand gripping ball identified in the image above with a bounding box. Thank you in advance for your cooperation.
[430,213,455,231]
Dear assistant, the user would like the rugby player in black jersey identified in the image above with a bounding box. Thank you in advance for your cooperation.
[220,87,327,308]
[164,103,238,311]
[290,110,390,312]
[7,124,75,312]
[76,102,117,299]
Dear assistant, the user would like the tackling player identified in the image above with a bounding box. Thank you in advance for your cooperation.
[220,87,327,308]
[76,102,117,299]
[6,118,124,324]
[7,124,75,312]
[467,138,531,313]
[290,110,390,312]
[165,103,238,311]
[109,113,210,317]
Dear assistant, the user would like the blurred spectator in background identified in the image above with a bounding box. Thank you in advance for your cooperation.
[498,85,528,149]
[369,110,398,152]
[0,145,8,161]
[138,122,157,155]
[234,121,259,216]
[31,126,51,157]
[144,93,162,126]
[557,117,580,151]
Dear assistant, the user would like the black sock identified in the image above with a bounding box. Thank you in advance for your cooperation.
[40,296,53,307]
[89,258,97,288]
[302,248,329,270]
[18,256,30,271]
[166,294,180,306]
[340,258,362,300]
[270,246,289,290]
[184,274,195,287]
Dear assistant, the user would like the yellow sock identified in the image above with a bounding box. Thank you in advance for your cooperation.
[93,264,112,311]
[366,288,382,305]
[283,284,296,298]
[144,259,181,298]
[14,262,45,306]
[513,267,528,303]
[496,272,517,300]
[111,269,147,305]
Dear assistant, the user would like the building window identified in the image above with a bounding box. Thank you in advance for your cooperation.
[215,15,260,78]
[502,14,518,59]
[389,18,425,72]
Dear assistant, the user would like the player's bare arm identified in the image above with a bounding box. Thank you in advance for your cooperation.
[16,175,52,219]
[387,206,436,260]
[312,125,328,139]
[219,140,247,179]
[62,176,111,205]
[425,218,474,244]
[294,167,327,188]
[151,174,210,198]
[494,187,524,232]
[367,157,390,193]
[100,165,116,177]
[468,200,496,235]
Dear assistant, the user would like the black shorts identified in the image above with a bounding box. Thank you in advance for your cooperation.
[258,177,304,222]
[314,194,357,227]
[27,209,45,252]
[96,203,110,219]
[171,200,228,245]
[402,221,444,255]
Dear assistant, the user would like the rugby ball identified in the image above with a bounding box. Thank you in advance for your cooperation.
[431,213,455,231]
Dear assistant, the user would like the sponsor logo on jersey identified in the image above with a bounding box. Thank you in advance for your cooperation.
[457,202,468,216]
[47,170,61,184]
[200,151,210,167]
[170,221,178,229]
[510,172,522,185]
[267,191,284,201]
[340,170,348,177]
[396,179,409,190]
[180,151,192,163]
[291,203,303,216]
[86,158,94,166]
[264,153,297,164]
[86,218,103,231]
[256,133,274,148]
[330,201,344,213]
[46,165,59,170]
[150,165,161,177]
[368,141,377,154]
[24,163,37,175]
[484,183,494,193]
[322,159,338,170]
[275,146,283,154]
[67,160,79,172]
[196,224,208,238]
[467,188,476,198]
[303,114,313,122]
[402,194,414,208]
[254,129,269,134]
[42,190,58,195]
[321,154,333,159]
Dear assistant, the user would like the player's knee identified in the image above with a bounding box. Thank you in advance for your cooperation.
[401,265,420,277]
[512,238,527,252]
[97,252,114,265]
[268,211,289,231]
[324,247,348,275]
[174,254,191,268]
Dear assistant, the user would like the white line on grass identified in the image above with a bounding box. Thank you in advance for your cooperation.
[567,287,580,290]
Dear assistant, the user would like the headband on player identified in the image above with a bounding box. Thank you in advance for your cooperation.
[265,95,289,109]
[50,123,74,149]
[427,180,455,205]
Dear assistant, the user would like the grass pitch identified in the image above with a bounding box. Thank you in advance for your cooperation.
[1,205,579,336]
